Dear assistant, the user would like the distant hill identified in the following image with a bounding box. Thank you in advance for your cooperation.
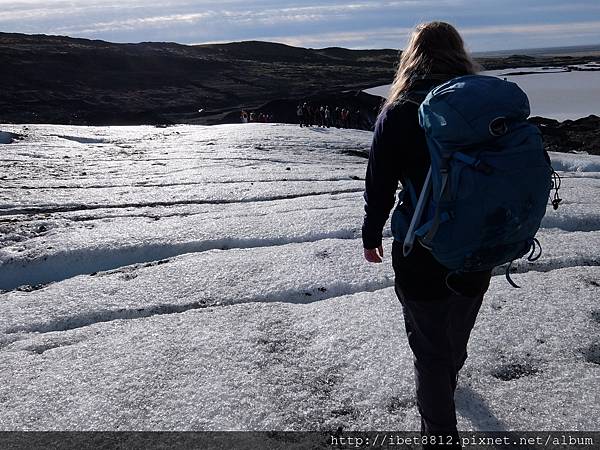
[0,33,398,125]
[1,32,599,126]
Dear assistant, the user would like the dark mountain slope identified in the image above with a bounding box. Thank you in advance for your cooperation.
[2,32,599,126]
[0,33,398,125]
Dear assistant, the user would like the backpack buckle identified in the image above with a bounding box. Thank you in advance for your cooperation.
[474,160,493,175]
[489,117,508,136]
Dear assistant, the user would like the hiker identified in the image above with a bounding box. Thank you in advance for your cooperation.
[324,106,331,128]
[301,103,308,127]
[297,104,304,127]
[335,107,342,128]
[342,109,350,128]
[362,22,492,448]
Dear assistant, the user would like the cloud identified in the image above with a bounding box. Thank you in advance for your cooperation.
[263,28,414,49]
[1,1,599,51]
[53,12,218,34]
[245,21,600,50]
[460,21,600,36]
[48,3,390,36]
[48,2,417,34]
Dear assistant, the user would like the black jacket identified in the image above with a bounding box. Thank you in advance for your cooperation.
[362,78,492,300]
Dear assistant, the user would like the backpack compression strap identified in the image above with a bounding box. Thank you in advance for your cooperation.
[403,167,432,256]
[400,87,437,257]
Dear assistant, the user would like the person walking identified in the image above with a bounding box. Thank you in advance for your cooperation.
[362,22,491,448]
[302,102,310,127]
[297,103,304,127]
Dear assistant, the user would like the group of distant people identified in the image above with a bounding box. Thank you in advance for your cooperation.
[240,110,273,123]
[296,102,360,129]
[237,103,373,130]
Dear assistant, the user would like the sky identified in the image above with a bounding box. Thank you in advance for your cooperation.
[2,1,600,52]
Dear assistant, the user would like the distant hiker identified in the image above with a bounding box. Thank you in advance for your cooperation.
[334,107,341,127]
[240,111,248,123]
[362,22,491,448]
[297,104,304,127]
[341,109,349,128]
[324,106,331,128]
[302,102,310,127]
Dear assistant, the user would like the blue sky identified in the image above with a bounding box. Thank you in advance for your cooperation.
[2,1,600,51]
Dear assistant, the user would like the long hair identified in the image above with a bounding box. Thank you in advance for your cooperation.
[383,22,479,110]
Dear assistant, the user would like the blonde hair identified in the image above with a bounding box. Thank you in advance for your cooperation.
[383,22,479,110]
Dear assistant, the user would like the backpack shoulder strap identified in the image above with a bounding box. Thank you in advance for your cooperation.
[400,89,430,107]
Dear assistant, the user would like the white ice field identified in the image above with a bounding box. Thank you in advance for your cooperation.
[0,123,598,431]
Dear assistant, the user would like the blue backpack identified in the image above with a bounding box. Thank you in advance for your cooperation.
[395,75,556,287]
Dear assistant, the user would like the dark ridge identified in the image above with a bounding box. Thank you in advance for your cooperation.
[477,52,600,70]
[3,32,600,127]
[0,32,397,126]
[528,115,600,155]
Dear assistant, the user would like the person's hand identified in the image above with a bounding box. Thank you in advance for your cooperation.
[364,245,384,263]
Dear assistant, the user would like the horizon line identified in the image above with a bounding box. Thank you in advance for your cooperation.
[3,30,600,55]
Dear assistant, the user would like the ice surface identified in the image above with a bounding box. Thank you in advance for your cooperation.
[0,123,598,431]
[550,152,600,173]
[0,238,396,336]
[0,267,597,431]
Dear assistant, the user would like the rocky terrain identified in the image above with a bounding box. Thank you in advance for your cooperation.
[529,115,600,156]
[475,53,600,71]
[0,32,397,126]
[2,32,600,129]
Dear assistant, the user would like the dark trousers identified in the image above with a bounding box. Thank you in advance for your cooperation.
[393,258,486,447]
